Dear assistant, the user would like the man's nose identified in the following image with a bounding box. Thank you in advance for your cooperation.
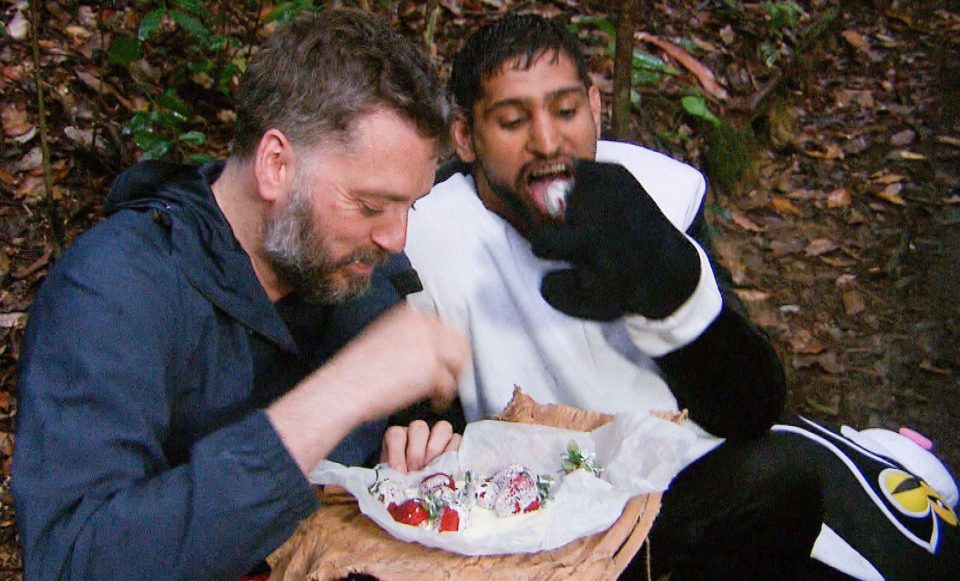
[371,210,408,254]
[528,112,560,157]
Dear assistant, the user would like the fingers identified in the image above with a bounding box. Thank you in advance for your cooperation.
[443,432,462,454]
[381,425,411,472]
[380,421,463,473]
[404,420,431,472]
[424,421,454,464]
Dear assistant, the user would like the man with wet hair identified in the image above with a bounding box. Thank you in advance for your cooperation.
[13,9,467,580]
[406,13,958,579]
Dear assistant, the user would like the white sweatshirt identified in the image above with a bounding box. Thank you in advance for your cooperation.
[405,141,725,464]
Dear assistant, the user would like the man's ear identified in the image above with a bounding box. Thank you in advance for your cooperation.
[588,85,602,140]
[451,110,477,163]
[253,129,295,203]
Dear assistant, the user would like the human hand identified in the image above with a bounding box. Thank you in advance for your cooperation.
[267,304,468,473]
[324,304,469,423]
[531,160,701,320]
[380,420,462,472]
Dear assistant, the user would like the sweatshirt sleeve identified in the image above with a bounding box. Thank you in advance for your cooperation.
[652,200,786,438]
[12,216,318,581]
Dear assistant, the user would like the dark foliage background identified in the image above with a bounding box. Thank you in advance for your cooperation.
[1,1,958,577]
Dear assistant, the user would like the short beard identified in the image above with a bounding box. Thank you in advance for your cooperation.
[263,173,385,305]
[475,159,540,234]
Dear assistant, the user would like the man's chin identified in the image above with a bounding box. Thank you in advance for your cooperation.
[294,271,372,305]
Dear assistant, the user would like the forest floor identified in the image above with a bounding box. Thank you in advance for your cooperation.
[0,1,958,579]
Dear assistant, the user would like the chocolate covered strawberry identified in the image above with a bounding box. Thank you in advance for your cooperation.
[494,471,542,517]
[368,477,405,508]
[473,479,501,510]
[420,472,457,505]
[491,463,528,490]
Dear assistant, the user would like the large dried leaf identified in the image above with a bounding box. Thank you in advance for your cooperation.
[827,188,852,208]
[872,183,907,206]
[771,196,802,217]
[805,238,839,257]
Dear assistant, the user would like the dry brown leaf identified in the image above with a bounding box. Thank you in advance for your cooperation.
[841,29,879,59]
[935,135,960,148]
[841,29,869,50]
[771,196,801,216]
[835,274,857,287]
[14,173,45,199]
[898,150,926,160]
[635,32,729,101]
[5,8,29,40]
[890,129,916,146]
[804,143,844,160]
[806,238,839,256]
[805,393,840,416]
[842,290,867,316]
[1,103,33,138]
[885,11,914,28]
[788,329,824,354]
[872,183,907,206]
[719,24,735,45]
[816,352,845,374]
[786,189,819,201]
[64,25,93,43]
[827,188,852,208]
[730,210,765,232]
[0,166,17,187]
[819,255,857,268]
[11,248,51,279]
[734,289,770,302]
[872,172,906,184]
[918,360,952,376]
[0,313,27,329]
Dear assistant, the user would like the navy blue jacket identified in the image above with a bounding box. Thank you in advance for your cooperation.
[13,161,410,580]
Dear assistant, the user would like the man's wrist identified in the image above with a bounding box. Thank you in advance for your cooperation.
[265,365,364,474]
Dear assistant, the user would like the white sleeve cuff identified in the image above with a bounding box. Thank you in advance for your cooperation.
[623,239,723,357]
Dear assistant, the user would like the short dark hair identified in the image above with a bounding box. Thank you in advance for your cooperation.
[232,8,449,158]
[450,13,592,116]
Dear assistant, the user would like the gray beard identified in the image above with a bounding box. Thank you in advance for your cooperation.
[262,182,379,305]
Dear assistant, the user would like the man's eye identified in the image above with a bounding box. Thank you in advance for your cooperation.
[557,106,577,119]
[359,202,383,216]
[500,118,525,130]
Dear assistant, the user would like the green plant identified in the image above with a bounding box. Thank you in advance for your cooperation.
[681,95,722,128]
[759,0,806,67]
[107,1,264,161]
[764,0,805,37]
[122,88,212,162]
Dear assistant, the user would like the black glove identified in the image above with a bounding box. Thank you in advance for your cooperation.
[531,160,701,320]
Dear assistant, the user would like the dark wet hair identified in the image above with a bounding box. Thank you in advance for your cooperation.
[232,8,449,158]
[449,13,592,116]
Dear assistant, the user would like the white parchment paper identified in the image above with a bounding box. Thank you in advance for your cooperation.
[308,412,695,556]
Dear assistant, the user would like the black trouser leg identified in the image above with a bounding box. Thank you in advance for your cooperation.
[641,435,824,580]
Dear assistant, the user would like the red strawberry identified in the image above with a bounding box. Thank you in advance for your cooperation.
[388,498,429,526]
[437,502,471,532]
[438,506,460,532]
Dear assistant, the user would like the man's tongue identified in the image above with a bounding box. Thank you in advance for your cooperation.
[528,174,571,219]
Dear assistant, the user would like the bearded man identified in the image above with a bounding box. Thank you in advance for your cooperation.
[405,13,958,579]
[13,9,467,580]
